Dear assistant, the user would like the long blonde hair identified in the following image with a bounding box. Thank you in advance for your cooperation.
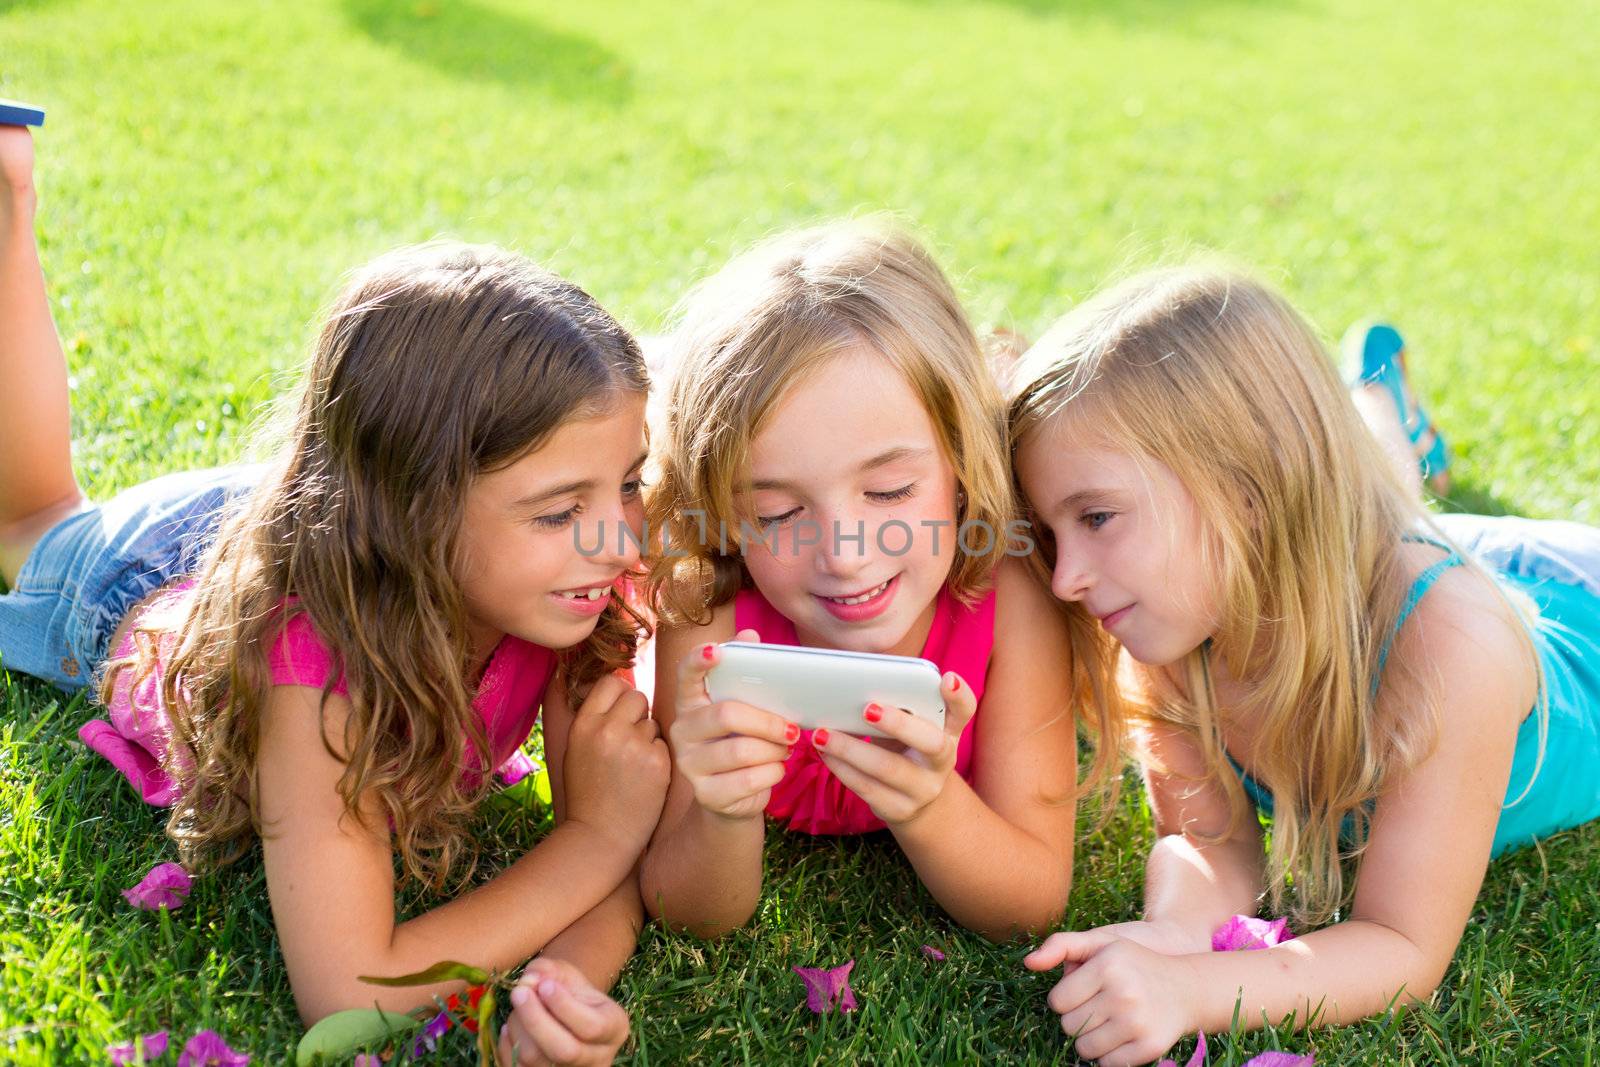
[644,221,1015,620]
[102,242,650,890]
[1008,264,1537,924]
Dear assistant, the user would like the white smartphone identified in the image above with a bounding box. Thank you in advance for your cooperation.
[706,641,945,739]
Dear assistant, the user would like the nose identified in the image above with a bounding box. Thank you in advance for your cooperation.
[589,496,644,571]
[1050,549,1092,603]
[810,505,870,579]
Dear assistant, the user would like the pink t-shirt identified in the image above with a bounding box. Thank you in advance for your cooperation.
[735,580,998,835]
[77,583,556,806]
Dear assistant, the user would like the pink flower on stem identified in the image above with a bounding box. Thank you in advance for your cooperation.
[353,1056,383,1067]
[792,960,857,1014]
[1211,914,1295,952]
[176,1030,249,1067]
[920,945,946,961]
[108,1031,168,1065]
[121,862,193,911]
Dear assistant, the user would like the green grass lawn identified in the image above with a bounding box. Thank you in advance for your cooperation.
[2,0,1598,1062]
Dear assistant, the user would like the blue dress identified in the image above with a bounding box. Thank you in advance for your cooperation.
[1228,513,1600,856]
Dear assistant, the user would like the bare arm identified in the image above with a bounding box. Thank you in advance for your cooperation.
[887,560,1081,938]
[638,604,774,937]
[260,673,664,1025]
[535,676,647,991]
[1032,569,1535,1064]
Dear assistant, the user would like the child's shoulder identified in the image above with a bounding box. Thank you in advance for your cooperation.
[989,555,1074,666]
[1387,543,1538,728]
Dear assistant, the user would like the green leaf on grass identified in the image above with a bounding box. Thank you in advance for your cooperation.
[295,1008,421,1065]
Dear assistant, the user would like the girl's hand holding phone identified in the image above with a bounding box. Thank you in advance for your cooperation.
[808,669,976,827]
[670,630,799,821]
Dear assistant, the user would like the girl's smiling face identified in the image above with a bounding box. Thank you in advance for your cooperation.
[1014,412,1222,667]
[456,393,649,663]
[740,348,961,657]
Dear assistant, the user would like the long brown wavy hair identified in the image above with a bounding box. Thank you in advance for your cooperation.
[1008,264,1542,925]
[101,241,650,890]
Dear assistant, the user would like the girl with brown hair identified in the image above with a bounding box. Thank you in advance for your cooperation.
[0,124,661,1063]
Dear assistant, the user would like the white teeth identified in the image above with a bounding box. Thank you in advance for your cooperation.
[560,587,608,600]
[827,579,890,605]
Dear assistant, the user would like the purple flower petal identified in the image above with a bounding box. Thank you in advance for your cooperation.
[122,862,193,911]
[176,1030,248,1067]
[108,1031,169,1066]
[1211,914,1294,952]
[1157,1031,1207,1067]
[353,1057,382,1067]
[920,944,946,961]
[496,749,539,787]
[411,1011,453,1056]
[1240,1053,1313,1066]
[792,959,856,1014]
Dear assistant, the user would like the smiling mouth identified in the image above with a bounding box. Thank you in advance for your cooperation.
[556,585,611,601]
[820,577,893,606]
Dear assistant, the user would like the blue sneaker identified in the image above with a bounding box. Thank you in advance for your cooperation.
[1342,320,1451,493]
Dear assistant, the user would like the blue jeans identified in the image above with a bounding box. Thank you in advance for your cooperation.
[0,465,262,690]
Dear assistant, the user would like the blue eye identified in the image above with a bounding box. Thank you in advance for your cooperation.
[1082,511,1114,531]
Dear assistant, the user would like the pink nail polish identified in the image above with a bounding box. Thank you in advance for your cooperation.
[813,728,830,747]
[701,644,716,662]
[863,703,883,723]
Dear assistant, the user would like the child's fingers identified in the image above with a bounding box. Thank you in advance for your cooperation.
[863,702,947,759]
[1070,1014,1140,1065]
[812,729,915,792]
[816,749,898,813]
[683,734,792,776]
[676,629,763,709]
[1025,929,1118,971]
[509,983,584,1063]
[701,699,797,747]
[940,671,977,739]
[694,760,788,811]
[536,977,625,1046]
[1046,952,1111,1017]
[576,671,633,717]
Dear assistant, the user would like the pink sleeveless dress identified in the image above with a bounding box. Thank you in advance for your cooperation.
[77,582,556,805]
[735,581,997,835]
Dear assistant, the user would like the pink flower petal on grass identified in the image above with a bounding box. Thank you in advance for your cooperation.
[176,1030,248,1067]
[353,1056,383,1067]
[122,862,192,911]
[792,959,856,1014]
[1156,1031,1207,1067]
[920,944,946,961]
[1241,1053,1313,1066]
[108,1031,169,1065]
[496,749,539,787]
[1211,914,1294,952]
